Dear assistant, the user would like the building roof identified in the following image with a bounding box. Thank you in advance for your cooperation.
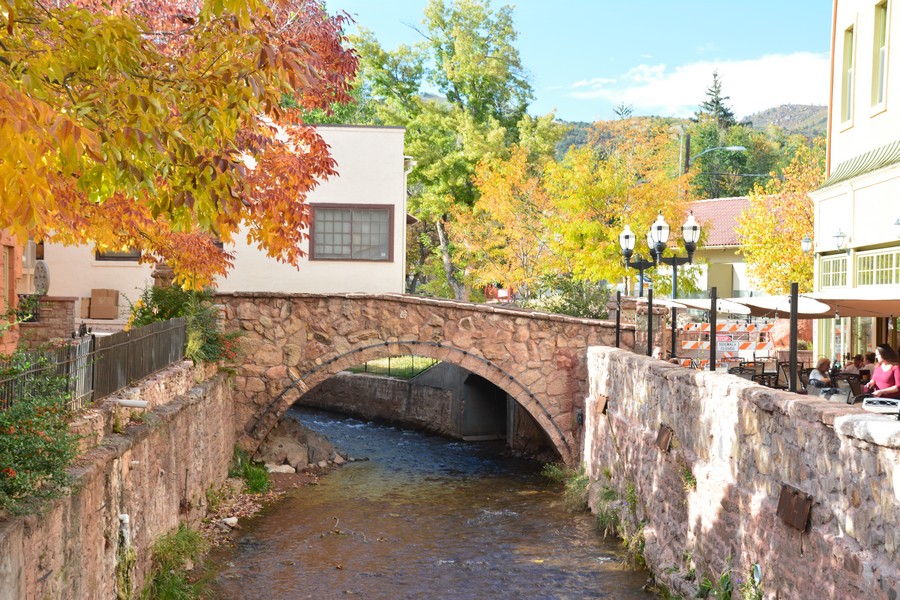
[689,196,750,248]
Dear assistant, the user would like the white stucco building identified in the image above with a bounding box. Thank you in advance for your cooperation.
[42,125,410,318]
[807,0,900,360]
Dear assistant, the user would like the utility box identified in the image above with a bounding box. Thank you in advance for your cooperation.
[90,289,119,319]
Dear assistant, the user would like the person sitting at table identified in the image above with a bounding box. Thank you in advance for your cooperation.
[809,357,833,386]
[859,352,875,378]
[862,344,900,399]
[843,354,864,375]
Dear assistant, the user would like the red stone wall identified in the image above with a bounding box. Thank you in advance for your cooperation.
[0,362,235,600]
[17,296,76,349]
[585,346,900,599]
[0,230,23,354]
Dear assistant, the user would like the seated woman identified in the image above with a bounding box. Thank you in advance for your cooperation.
[863,344,900,400]
[809,357,833,386]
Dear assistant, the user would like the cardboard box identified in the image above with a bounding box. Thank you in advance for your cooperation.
[80,298,91,319]
[90,289,119,319]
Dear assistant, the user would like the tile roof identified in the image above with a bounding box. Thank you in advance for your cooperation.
[689,196,750,247]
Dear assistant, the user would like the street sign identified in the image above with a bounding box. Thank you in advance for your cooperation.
[717,341,740,352]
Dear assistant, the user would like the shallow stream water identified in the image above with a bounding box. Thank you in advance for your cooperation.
[204,407,649,599]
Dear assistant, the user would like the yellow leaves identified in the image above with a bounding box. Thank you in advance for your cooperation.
[736,141,824,294]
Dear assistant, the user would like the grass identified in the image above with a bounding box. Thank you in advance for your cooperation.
[141,525,208,600]
[541,463,590,511]
[345,355,439,379]
[228,447,270,494]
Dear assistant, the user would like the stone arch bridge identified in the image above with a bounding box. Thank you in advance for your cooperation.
[217,293,628,464]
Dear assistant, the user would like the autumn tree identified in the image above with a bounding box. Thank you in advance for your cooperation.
[450,146,552,301]
[0,0,357,287]
[544,118,693,293]
[353,0,562,300]
[736,140,825,294]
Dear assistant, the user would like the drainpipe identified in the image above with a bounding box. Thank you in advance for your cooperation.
[113,399,149,409]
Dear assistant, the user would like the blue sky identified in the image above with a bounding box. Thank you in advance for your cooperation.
[326,1,833,123]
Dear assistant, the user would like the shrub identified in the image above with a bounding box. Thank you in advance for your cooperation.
[0,353,79,514]
[128,286,241,365]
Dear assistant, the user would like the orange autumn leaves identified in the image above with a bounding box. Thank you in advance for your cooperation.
[0,0,357,287]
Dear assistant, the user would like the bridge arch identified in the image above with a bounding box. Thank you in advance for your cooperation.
[217,293,625,465]
[252,339,573,460]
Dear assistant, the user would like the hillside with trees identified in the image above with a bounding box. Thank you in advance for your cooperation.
[740,104,828,138]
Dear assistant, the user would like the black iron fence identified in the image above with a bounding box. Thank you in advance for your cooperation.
[0,317,186,412]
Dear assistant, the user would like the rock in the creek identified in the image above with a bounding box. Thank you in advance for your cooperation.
[266,464,296,474]
[333,454,345,465]
[222,517,239,528]
[254,416,337,471]
[317,460,328,469]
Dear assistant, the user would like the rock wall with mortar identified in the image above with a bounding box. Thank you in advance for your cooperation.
[0,362,235,600]
[584,346,900,599]
[297,371,455,437]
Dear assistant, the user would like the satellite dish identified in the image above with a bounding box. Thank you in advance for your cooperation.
[34,260,50,296]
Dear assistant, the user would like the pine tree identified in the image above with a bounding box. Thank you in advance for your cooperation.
[696,70,736,128]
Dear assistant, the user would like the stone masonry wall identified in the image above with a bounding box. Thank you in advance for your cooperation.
[584,346,900,599]
[0,363,235,600]
[298,372,455,437]
[17,297,76,349]
[218,293,625,464]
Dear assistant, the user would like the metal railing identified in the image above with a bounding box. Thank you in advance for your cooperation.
[348,355,439,379]
[0,317,186,412]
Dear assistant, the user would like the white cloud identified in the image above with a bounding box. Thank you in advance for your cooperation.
[572,76,617,88]
[568,52,830,119]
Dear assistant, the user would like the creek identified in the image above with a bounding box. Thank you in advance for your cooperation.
[204,407,649,599]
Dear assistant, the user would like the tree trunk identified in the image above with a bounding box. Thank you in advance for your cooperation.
[435,218,468,301]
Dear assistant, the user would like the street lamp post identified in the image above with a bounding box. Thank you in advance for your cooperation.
[620,212,702,359]
[619,225,654,297]
[648,211,702,359]
[681,134,747,174]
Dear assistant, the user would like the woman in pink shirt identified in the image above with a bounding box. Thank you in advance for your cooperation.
[863,344,900,399]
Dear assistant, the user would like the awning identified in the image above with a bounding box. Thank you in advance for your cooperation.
[806,288,900,318]
[728,295,834,319]
[675,298,752,315]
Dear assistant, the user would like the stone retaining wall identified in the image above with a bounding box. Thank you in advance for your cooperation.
[585,346,900,599]
[298,372,455,436]
[0,363,235,600]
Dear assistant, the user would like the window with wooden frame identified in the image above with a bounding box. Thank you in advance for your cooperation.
[310,204,393,261]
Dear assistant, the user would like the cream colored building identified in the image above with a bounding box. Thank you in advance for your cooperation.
[42,125,410,319]
[808,0,900,359]
[689,197,755,298]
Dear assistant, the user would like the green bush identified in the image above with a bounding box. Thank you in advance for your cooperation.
[128,286,241,364]
[141,525,208,600]
[0,353,79,514]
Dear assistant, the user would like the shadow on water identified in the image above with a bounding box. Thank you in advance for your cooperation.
[205,407,650,599]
